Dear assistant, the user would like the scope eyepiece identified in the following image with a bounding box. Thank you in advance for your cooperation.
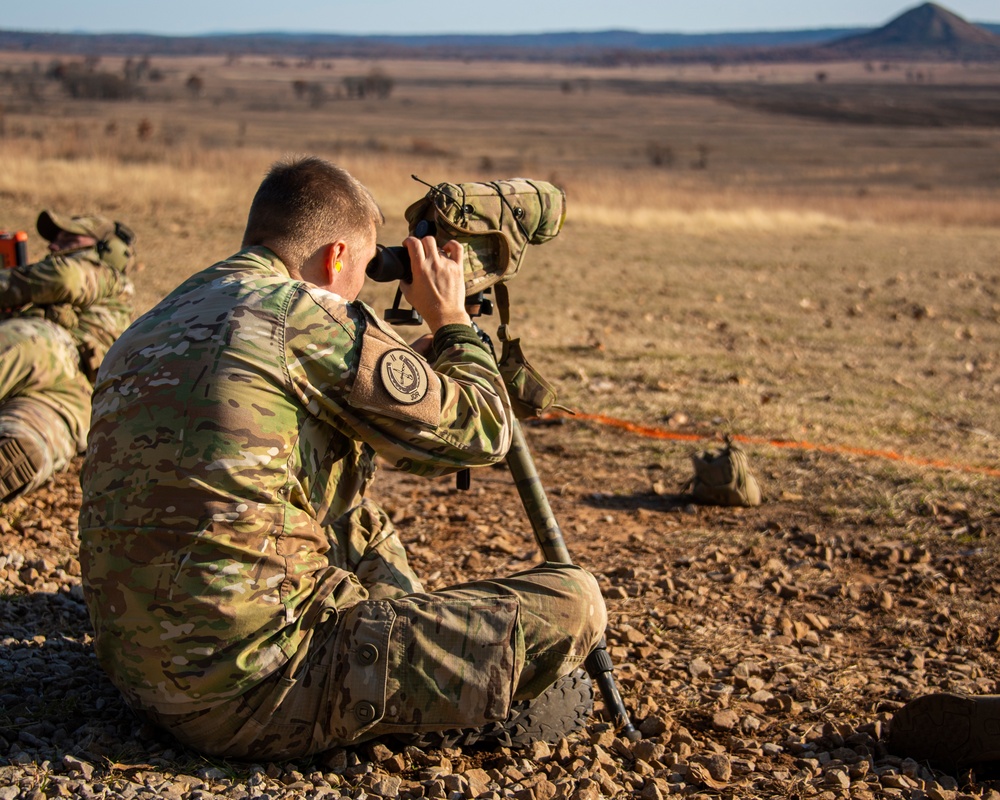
[366,245,411,283]
[367,219,438,284]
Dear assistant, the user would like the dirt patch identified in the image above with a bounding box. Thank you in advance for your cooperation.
[2,415,1000,799]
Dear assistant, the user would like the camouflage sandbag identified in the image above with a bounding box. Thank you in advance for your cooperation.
[687,439,762,507]
[404,178,566,294]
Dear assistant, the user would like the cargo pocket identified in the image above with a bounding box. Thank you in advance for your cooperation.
[382,595,519,731]
[329,600,395,742]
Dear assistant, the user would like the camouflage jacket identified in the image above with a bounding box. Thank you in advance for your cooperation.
[0,246,134,379]
[79,247,513,711]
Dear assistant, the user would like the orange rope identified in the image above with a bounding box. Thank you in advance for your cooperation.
[542,411,1000,479]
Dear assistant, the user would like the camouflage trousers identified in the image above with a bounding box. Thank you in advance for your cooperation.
[147,500,608,760]
[0,318,90,501]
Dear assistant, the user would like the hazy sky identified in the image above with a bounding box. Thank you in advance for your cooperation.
[4,1,999,36]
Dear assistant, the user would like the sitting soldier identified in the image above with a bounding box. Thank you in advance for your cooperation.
[0,210,135,502]
[79,156,606,760]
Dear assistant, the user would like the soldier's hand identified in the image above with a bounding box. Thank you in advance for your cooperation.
[400,237,470,332]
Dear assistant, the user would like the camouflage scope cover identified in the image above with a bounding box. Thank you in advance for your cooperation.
[404,178,566,294]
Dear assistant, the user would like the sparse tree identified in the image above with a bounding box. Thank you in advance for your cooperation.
[185,74,204,99]
[646,142,675,168]
[342,69,394,100]
[693,143,710,170]
[342,75,364,99]
[308,83,327,109]
[51,61,137,100]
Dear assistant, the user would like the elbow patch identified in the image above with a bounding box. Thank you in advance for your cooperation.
[349,310,441,427]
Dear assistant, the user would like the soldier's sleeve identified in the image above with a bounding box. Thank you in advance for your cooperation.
[0,253,123,309]
[286,289,513,477]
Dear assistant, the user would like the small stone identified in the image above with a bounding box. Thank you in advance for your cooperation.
[370,776,403,798]
[62,755,95,780]
[825,769,850,789]
[464,768,491,796]
[368,742,396,763]
[632,740,666,764]
[531,740,553,761]
[704,754,731,782]
[323,749,348,773]
[571,779,601,800]
[712,709,740,730]
[639,714,669,737]
[533,778,558,800]
[640,779,667,800]
[689,657,713,679]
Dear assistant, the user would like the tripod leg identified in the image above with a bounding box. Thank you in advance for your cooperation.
[505,420,640,740]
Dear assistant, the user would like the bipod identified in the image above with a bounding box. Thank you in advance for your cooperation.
[503,420,640,740]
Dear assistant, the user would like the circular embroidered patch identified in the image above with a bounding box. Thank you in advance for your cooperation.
[379,349,429,404]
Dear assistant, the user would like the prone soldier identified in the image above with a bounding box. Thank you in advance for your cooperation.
[0,211,135,503]
[79,156,607,759]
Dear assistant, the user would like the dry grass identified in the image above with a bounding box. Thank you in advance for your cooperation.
[0,52,997,487]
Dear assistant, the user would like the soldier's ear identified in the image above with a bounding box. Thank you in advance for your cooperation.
[323,241,348,285]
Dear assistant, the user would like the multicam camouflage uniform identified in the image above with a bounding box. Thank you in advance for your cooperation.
[0,212,134,501]
[80,247,606,760]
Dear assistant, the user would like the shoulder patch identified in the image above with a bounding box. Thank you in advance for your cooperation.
[348,308,441,427]
[379,349,429,404]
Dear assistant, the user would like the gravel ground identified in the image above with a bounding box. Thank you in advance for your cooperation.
[3,428,1000,799]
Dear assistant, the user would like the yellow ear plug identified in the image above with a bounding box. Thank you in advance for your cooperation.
[334,260,343,273]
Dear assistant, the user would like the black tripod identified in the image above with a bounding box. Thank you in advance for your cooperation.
[384,281,640,740]
[459,314,640,741]
[502,419,640,740]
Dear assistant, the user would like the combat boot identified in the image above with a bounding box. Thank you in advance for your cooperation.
[394,668,594,750]
[0,434,43,503]
[889,692,1000,767]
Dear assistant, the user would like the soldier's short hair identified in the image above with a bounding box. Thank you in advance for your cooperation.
[242,156,384,270]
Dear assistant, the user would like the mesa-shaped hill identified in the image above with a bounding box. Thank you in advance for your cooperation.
[825,1,1000,59]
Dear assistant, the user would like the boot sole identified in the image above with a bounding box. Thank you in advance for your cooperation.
[0,436,39,502]
[889,692,1000,767]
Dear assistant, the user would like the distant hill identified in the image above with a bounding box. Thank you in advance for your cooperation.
[825,2,1000,59]
[0,3,997,63]
[0,27,867,60]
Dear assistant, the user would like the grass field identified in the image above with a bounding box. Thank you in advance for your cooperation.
[2,50,1000,797]
[1,52,997,476]
[1,52,997,489]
